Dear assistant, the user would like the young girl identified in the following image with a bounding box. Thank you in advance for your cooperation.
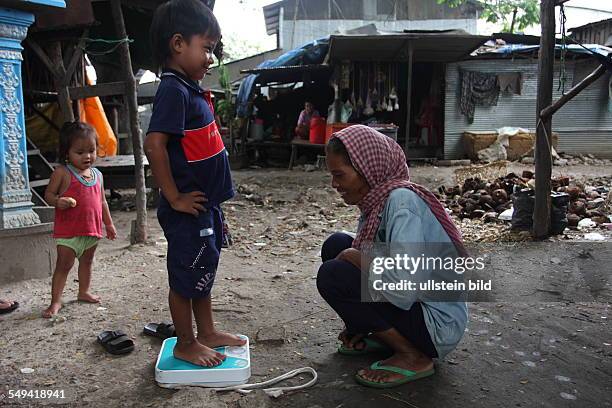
[43,122,116,318]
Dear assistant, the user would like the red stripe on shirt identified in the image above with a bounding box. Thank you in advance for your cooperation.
[181,121,225,162]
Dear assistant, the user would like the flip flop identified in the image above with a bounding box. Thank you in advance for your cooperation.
[97,330,134,355]
[338,337,390,356]
[0,300,19,315]
[143,322,176,340]
[355,360,435,389]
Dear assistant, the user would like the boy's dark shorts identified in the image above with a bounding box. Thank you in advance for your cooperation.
[157,204,224,299]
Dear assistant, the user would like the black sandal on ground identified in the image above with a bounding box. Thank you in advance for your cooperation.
[143,322,176,340]
[97,330,135,355]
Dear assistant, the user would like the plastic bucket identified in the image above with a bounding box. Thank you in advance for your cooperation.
[309,117,326,144]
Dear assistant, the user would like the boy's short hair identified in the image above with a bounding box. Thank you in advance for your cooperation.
[150,0,222,72]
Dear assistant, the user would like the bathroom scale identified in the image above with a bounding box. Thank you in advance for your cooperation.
[155,335,250,388]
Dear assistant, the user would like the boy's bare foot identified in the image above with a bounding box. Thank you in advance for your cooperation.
[174,340,226,367]
[197,331,247,348]
[42,302,62,318]
[77,292,101,303]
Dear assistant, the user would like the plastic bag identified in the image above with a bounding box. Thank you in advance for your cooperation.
[511,189,569,235]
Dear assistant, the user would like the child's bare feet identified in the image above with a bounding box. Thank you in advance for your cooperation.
[77,292,100,303]
[198,331,247,348]
[174,340,226,367]
[42,302,62,318]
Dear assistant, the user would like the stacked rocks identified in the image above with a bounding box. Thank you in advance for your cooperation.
[438,172,611,227]
[438,172,526,220]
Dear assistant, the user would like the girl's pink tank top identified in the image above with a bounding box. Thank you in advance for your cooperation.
[53,165,104,239]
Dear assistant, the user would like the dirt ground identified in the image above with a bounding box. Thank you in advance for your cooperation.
[1,163,611,408]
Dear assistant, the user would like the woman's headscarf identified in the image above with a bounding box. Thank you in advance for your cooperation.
[332,125,466,255]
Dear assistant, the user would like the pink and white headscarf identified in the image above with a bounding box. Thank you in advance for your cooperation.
[332,125,467,255]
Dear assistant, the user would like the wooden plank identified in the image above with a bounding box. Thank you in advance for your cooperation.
[25,39,59,79]
[95,154,149,168]
[403,44,414,154]
[533,0,556,239]
[541,64,607,118]
[64,29,89,81]
[30,179,50,188]
[96,174,156,190]
[68,82,127,100]
[291,139,325,148]
[46,41,74,123]
[30,187,48,207]
[29,104,61,131]
[111,0,148,243]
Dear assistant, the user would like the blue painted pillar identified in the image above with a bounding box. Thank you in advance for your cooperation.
[0,8,39,229]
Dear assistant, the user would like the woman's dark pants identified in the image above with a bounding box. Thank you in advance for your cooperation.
[316,232,438,358]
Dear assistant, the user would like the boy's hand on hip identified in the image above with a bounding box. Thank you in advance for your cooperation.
[170,191,208,216]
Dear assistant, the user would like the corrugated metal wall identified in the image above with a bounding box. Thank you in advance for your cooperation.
[444,58,612,159]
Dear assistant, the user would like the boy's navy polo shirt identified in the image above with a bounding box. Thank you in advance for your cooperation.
[147,69,234,208]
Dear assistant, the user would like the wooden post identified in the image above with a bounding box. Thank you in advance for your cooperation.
[403,43,414,154]
[110,0,147,243]
[46,42,74,123]
[109,106,119,138]
[533,0,556,239]
[541,64,607,118]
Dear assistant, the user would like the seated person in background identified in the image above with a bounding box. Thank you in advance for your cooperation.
[295,101,319,139]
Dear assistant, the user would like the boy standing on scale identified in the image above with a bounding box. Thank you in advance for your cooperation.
[145,0,245,367]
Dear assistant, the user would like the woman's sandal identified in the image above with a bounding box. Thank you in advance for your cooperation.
[97,330,135,355]
[338,337,390,356]
[355,360,435,388]
[143,322,176,340]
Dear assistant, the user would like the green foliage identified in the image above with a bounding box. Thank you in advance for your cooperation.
[438,0,540,32]
[216,99,234,124]
[218,62,231,91]
[220,32,267,62]
[216,63,234,125]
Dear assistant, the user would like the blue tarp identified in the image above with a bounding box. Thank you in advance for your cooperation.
[236,37,329,117]
[483,43,612,57]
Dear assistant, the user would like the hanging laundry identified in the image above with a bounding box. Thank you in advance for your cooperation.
[497,72,523,95]
[459,69,500,123]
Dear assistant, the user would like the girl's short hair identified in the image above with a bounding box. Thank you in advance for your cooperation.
[150,0,222,73]
[58,122,97,162]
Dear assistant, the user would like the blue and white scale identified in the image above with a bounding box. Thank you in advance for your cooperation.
[155,335,251,388]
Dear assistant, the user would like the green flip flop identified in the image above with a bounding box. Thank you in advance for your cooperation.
[337,337,390,356]
[355,360,435,388]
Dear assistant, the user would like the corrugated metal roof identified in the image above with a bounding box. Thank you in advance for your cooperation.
[263,1,282,35]
[569,17,612,33]
[328,31,490,62]
[241,64,329,74]
[240,64,331,85]
[444,59,612,159]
